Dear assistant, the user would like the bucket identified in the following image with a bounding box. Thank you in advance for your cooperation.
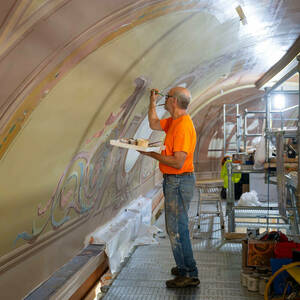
[240,268,254,287]
[241,272,248,287]
[259,276,270,296]
[247,274,260,292]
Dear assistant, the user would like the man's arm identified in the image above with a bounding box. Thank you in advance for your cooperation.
[148,89,163,131]
[141,151,187,169]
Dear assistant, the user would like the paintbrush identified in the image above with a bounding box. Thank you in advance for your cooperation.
[146,88,165,107]
[147,88,165,97]
[148,141,162,146]
[154,91,165,97]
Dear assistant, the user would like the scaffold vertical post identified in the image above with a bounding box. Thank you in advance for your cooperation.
[227,161,235,232]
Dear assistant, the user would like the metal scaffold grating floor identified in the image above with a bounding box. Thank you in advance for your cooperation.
[102,188,263,300]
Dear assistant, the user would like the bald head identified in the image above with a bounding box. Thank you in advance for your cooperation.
[169,87,191,110]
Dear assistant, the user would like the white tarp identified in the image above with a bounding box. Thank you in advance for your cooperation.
[86,196,160,274]
[237,190,262,206]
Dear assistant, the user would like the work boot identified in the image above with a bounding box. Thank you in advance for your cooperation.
[171,266,180,276]
[166,276,200,288]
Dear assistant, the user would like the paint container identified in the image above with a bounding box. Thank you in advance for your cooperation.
[240,268,253,287]
[247,274,260,292]
[241,272,248,287]
[259,276,269,295]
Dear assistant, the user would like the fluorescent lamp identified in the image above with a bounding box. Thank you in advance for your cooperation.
[272,94,285,110]
[235,5,247,25]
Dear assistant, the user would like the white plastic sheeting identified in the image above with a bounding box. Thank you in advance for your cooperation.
[253,137,265,169]
[237,190,262,206]
[86,196,160,274]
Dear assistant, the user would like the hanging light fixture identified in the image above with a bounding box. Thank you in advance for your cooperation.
[235,5,247,25]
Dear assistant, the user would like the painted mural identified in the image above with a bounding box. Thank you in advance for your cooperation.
[12,76,149,244]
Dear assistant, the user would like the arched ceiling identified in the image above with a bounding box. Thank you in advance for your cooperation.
[0,1,299,149]
[0,0,299,255]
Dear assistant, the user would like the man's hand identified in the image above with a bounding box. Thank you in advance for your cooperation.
[138,151,187,169]
[150,89,160,105]
[138,150,152,157]
[148,89,163,131]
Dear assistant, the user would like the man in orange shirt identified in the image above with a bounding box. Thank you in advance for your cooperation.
[139,87,199,288]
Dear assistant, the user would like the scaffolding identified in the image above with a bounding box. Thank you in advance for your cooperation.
[243,109,265,152]
[263,56,300,232]
[223,104,242,154]
[226,55,300,234]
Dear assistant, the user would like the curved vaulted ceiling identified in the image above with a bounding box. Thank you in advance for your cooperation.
[0,0,299,298]
[0,0,299,152]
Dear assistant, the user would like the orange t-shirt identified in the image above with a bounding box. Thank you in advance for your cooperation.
[159,115,196,174]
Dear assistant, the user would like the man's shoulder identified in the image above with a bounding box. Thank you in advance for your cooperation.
[179,114,192,123]
[177,115,195,129]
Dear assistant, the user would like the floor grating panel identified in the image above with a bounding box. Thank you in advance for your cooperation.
[102,187,263,300]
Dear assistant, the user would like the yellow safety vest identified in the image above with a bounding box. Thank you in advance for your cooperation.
[221,160,241,188]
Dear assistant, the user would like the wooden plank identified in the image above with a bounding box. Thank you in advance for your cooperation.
[224,232,246,240]
[24,245,106,300]
[264,162,298,169]
[196,179,223,186]
[50,247,107,300]
[69,256,108,300]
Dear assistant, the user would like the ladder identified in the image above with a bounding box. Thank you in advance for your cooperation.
[223,104,242,154]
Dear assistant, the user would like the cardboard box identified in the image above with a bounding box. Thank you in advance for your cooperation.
[242,184,249,193]
[242,240,248,268]
[247,240,276,267]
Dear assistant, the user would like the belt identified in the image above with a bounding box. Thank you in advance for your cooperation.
[163,172,194,178]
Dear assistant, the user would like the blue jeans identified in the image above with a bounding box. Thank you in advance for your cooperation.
[163,173,198,278]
